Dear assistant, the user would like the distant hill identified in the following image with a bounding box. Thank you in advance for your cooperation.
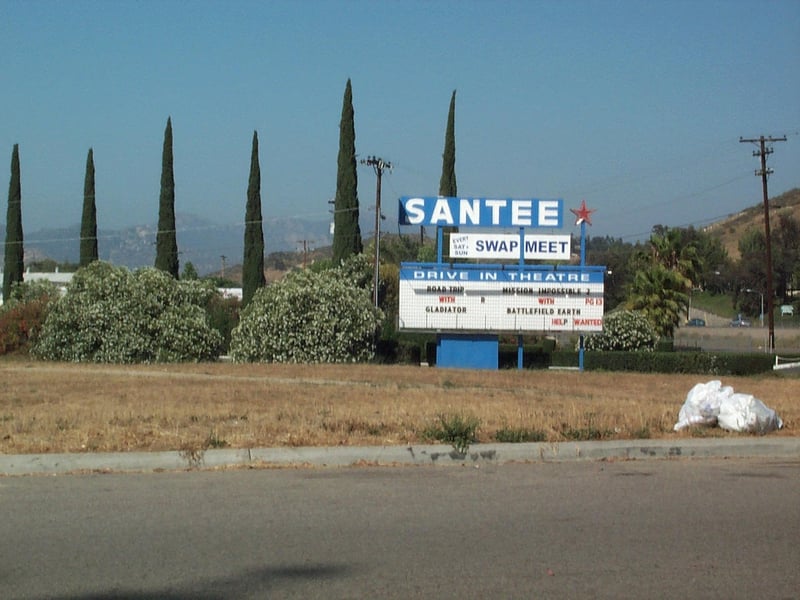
[216,246,334,285]
[704,188,800,260]
[4,214,333,276]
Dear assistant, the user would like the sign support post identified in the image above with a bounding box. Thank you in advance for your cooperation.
[578,217,587,371]
[570,200,596,372]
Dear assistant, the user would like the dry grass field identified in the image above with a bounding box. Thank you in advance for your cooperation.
[2,359,797,455]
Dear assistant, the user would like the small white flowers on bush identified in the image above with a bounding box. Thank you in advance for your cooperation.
[230,256,383,363]
[32,261,222,363]
[583,310,658,352]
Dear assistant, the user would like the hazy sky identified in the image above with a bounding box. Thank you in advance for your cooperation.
[2,0,799,244]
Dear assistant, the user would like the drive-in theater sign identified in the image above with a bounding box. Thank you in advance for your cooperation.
[398,196,605,369]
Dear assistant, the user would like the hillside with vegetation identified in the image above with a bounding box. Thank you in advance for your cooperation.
[705,188,800,260]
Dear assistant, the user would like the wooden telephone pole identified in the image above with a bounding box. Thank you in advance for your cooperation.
[360,156,392,307]
[739,134,786,353]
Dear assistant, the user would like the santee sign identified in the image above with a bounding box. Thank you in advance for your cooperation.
[450,233,571,260]
[399,196,563,228]
[398,264,605,333]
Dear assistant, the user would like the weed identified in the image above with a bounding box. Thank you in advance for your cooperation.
[423,412,480,454]
[205,429,228,448]
[55,417,73,432]
[494,426,547,443]
[560,413,613,441]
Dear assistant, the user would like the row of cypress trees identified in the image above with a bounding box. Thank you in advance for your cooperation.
[2,118,266,307]
[4,80,457,306]
[4,142,102,303]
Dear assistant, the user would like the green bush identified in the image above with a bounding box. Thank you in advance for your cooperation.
[32,262,222,363]
[230,256,383,363]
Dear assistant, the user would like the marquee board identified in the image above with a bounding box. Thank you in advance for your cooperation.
[399,265,605,333]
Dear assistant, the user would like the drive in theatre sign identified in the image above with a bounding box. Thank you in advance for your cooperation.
[398,196,605,333]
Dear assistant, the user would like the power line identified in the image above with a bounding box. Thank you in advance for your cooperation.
[739,134,787,353]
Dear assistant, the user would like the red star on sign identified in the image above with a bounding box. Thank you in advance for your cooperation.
[570,200,595,226]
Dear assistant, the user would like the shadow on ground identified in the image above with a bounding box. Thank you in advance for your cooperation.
[21,563,352,600]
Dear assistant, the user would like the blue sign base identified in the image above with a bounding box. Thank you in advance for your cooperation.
[436,334,499,370]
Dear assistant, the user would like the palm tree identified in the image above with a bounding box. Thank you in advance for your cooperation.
[647,226,700,289]
[626,264,688,337]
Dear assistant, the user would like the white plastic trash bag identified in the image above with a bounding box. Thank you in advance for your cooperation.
[717,392,783,434]
[674,380,783,434]
[674,380,729,430]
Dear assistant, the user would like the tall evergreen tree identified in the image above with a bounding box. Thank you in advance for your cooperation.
[242,130,265,307]
[80,148,98,267]
[3,144,24,302]
[155,117,179,277]
[439,90,457,197]
[439,90,457,258]
[332,79,362,263]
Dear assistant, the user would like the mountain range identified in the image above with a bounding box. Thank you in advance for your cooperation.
[4,187,799,276]
[7,214,333,276]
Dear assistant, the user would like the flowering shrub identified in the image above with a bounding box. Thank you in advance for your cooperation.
[32,262,222,363]
[230,257,383,363]
[0,280,58,355]
[583,309,658,352]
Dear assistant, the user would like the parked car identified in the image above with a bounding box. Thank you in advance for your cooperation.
[686,318,706,327]
[730,316,751,327]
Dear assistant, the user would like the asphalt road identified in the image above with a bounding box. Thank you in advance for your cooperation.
[2,459,798,599]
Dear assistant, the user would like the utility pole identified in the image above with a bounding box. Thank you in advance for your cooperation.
[296,239,315,269]
[739,134,786,353]
[360,156,392,307]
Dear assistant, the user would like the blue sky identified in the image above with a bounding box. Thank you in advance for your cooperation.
[2,0,799,245]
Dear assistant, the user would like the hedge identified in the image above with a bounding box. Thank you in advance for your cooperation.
[551,350,774,375]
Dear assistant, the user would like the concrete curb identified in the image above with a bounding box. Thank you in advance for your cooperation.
[1,438,798,475]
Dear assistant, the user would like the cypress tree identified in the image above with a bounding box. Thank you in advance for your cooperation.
[155,117,179,277]
[3,144,24,302]
[79,147,98,267]
[439,90,458,259]
[439,90,457,198]
[332,78,362,263]
[242,130,265,307]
